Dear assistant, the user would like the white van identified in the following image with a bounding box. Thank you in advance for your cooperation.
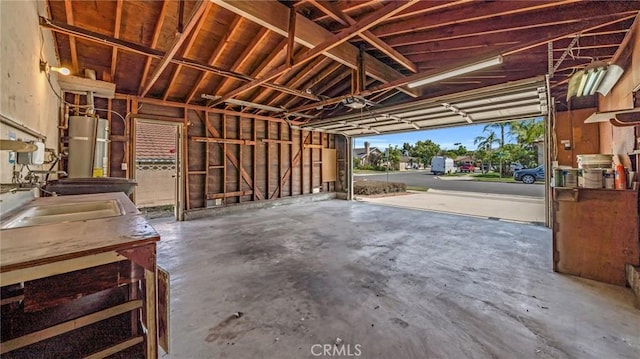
[431,156,455,175]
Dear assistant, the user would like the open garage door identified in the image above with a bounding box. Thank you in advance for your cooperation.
[301,76,552,227]
[298,77,548,136]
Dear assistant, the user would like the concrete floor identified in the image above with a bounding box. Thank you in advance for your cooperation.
[152,200,640,359]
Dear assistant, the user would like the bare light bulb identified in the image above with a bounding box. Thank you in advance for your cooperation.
[51,66,71,76]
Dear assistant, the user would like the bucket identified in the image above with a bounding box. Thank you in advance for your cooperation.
[563,169,579,188]
[577,154,613,169]
[579,168,604,188]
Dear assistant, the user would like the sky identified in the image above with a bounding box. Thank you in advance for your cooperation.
[353,123,494,150]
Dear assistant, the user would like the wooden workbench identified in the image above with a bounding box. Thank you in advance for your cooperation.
[0,192,162,358]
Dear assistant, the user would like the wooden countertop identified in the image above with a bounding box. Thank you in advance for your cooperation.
[0,192,159,272]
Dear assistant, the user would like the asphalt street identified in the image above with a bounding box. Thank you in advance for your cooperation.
[354,170,545,198]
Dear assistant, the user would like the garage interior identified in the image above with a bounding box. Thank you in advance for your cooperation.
[1,1,639,358]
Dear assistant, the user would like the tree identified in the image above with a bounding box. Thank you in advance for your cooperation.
[387,145,402,170]
[484,122,509,177]
[411,140,440,167]
[474,130,499,173]
[402,142,413,155]
[510,119,544,149]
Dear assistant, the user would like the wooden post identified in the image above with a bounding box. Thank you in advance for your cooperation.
[267,121,271,198]
[184,109,191,210]
[223,114,227,204]
[239,117,242,203]
[205,111,210,199]
[279,122,283,198]
[253,118,257,201]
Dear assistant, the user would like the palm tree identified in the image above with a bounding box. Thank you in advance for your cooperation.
[474,130,499,174]
[483,122,509,177]
[509,119,544,149]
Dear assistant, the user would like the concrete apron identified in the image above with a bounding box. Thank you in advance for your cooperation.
[358,189,545,225]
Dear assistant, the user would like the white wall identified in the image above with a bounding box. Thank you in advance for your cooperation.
[0,0,61,183]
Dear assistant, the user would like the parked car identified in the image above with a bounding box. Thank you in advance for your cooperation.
[514,165,545,184]
[510,162,525,171]
[459,163,476,173]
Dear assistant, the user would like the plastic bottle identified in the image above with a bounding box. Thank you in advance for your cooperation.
[615,165,627,190]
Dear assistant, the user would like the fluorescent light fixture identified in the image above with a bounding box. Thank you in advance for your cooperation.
[582,67,605,96]
[596,64,624,96]
[568,62,624,99]
[408,56,503,88]
[225,99,285,113]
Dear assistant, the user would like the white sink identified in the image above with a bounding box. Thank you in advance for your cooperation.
[1,200,124,229]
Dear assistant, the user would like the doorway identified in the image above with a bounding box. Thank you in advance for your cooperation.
[133,119,184,220]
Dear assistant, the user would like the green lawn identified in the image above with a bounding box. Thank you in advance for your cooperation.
[471,173,516,183]
[354,169,388,174]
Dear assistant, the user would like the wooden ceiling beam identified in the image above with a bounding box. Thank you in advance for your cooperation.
[310,0,382,22]
[138,1,170,96]
[282,61,342,109]
[140,0,209,97]
[185,16,244,104]
[162,3,213,100]
[63,0,78,74]
[40,17,318,102]
[265,57,331,108]
[205,27,271,101]
[109,0,124,81]
[210,0,418,96]
[211,0,419,106]
[248,47,312,106]
[374,14,637,95]
[309,0,417,73]
[241,38,289,104]
[290,13,631,115]
[382,2,640,48]
[374,0,578,38]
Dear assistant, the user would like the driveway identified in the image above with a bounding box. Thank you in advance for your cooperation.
[359,189,546,224]
[355,171,544,198]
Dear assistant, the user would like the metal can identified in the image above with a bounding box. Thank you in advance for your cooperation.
[603,168,615,189]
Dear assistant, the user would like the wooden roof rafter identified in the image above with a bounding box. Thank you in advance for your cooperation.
[63,0,78,73]
[139,0,210,97]
[40,16,318,103]
[238,37,289,107]
[139,0,170,96]
[262,57,333,112]
[204,27,271,102]
[185,15,245,104]
[308,0,417,73]
[211,0,420,106]
[109,0,123,81]
[373,0,580,38]
[211,0,419,97]
[382,2,640,48]
[281,61,343,110]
